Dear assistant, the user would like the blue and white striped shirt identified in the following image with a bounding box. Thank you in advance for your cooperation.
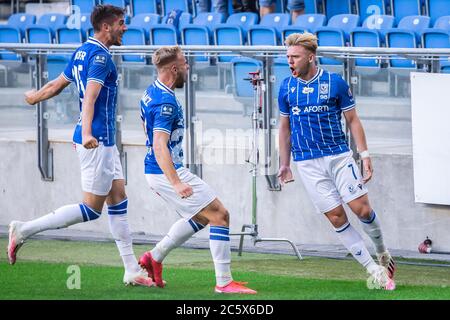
[63,37,118,146]
[278,68,355,161]
[140,79,185,174]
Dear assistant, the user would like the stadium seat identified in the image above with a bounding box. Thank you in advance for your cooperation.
[396,15,431,44]
[427,0,450,25]
[56,27,83,44]
[324,0,353,18]
[391,0,423,24]
[315,14,360,43]
[422,29,450,72]
[316,28,346,66]
[386,30,417,68]
[26,26,53,44]
[248,13,291,45]
[162,0,190,16]
[214,25,245,61]
[131,0,158,15]
[150,25,178,45]
[71,0,97,14]
[65,13,92,41]
[433,15,450,32]
[129,13,161,41]
[0,26,22,61]
[271,56,290,99]
[351,28,382,67]
[7,13,36,40]
[122,27,147,63]
[37,14,67,38]
[181,25,210,62]
[230,56,263,115]
[193,12,225,32]
[361,14,395,41]
[226,12,259,34]
[281,27,310,40]
[357,0,389,22]
[294,14,327,32]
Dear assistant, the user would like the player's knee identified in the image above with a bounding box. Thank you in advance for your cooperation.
[327,213,347,228]
[211,207,229,227]
[354,204,372,220]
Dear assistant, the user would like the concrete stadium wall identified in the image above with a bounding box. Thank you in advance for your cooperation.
[1,139,450,252]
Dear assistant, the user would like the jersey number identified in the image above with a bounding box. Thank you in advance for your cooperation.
[73,64,85,103]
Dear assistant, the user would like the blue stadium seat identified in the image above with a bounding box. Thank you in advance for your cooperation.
[231,56,263,115]
[129,13,161,41]
[181,25,210,62]
[226,12,259,34]
[386,30,417,68]
[7,13,36,40]
[26,26,53,44]
[272,56,290,99]
[57,27,83,43]
[0,26,22,61]
[391,0,423,24]
[47,55,71,81]
[422,29,450,71]
[162,0,190,16]
[247,13,291,45]
[357,0,389,22]
[37,13,67,37]
[66,12,92,41]
[433,15,450,32]
[316,28,346,66]
[324,0,353,18]
[351,28,382,67]
[427,0,450,25]
[131,0,158,15]
[193,12,225,32]
[150,25,178,45]
[361,14,395,41]
[315,14,360,43]
[70,0,97,14]
[396,15,431,44]
[281,27,310,40]
[294,14,327,32]
[214,25,245,62]
[122,27,147,63]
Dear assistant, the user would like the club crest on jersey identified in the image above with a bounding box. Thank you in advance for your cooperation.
[292,106,301,115]
[348,184,356,194]
[161,104,174,116]
[302,87,314,94]
[320,83,329,95]
[93,54,106,65]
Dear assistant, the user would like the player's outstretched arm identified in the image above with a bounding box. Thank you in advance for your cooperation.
[344,108,373,183]
[153,131,193,198]
[24,74,71,105]
[278,116,294,185]
[81,81,102,149]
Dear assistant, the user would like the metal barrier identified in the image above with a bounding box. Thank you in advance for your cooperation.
[1,43,450,183]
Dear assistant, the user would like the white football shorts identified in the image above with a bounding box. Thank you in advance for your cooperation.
[75,143,124,196]
[295,150,368,214]
[145,167,217,220]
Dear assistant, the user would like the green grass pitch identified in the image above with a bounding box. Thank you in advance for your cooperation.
[1,238,450,300]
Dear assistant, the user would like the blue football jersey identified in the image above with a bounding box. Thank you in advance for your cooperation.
[140,79,185,174]
[62,37,118,146]
[278,68,355,161]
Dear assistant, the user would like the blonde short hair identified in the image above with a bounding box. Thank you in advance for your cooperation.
[152,46,182,69]
[285,32,318,54]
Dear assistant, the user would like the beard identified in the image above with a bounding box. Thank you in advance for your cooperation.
[174,74,185,88]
